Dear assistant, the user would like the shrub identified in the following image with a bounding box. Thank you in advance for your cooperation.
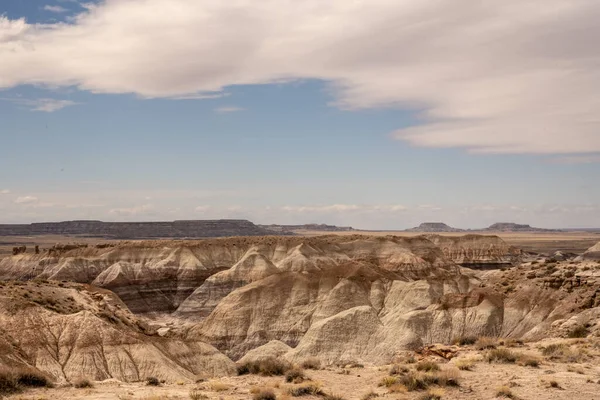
[300,358,321,370]
[73,378,94,388]
[389,364,409,375]
[567,325,589,338]
[323,393,345,400]
[285,368,306,383]
[189,388,208,400]
[378,376,399,387]
[146,376,161,386]
[0,368,19,394]
[398,372,430,391]
[361,391,378,400]
[549,380,560,388]
[453,336,477,346]
[454,358,475,371]
[541,343,585,363]
[388,383,407,393]
[416,361,440,372]
[518,355,540,368]
[0,367,53,394]
[496,386,515,398]
[253,388,277,400]
[435,369,460,387]
[476,337,498,350]
[15,368,52,388]
[238,358,293,376]
[485,349,518,364]
[288,383,323,397]
[209,381,230,392]
[418,389,445,400]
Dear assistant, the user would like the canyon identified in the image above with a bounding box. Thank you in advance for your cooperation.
[1,233,599,390]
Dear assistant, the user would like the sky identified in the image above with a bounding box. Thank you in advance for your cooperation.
[1,0,599,229]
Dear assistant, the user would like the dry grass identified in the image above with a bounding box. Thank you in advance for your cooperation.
[517,354,540,367]
[0,366,53,394]
[397,369,460,392]
[418,388,445,400]
[416,361,440,372]
[361,391,379,400]
[238,358,293,376]
[389,364,409,375]
[484,348,518,363]
[541,343,586,363]
[189,388,208,400]
[146,377,161,386]
[285,368,306,383]
[73,378,94,388]
[300,358,321,370]
[496,386,515,398]
[452,336,477,346]
[388,383,408,393]
[454,358,475,371]
[209,381,231,392]
[476,337,498,350]
[287,383,323,397]
[253,388,277,400]
[378,376,399,387]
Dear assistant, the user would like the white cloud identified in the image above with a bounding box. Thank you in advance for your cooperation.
[1,97,78,112]
[0,189,10,194]
[108,204,155,216]
[195,205,211,212]
[281,204,407,213]
[214,106,244,113]
[43,5,68,13]
[0,1,599,154]
[14,196,38,204]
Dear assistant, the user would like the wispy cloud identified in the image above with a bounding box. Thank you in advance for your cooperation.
[171,92,229,100]
[1,97,78,112]
[108,204,155,216]
[281,204,408,213]
[43,5,68,13]
[214,106,244,113]
[14,196,38,204]
[0,189,10,195]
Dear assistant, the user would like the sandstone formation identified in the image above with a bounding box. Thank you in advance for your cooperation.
[0,281,235,383]
[582,241,600,260]
[1,233,598,376]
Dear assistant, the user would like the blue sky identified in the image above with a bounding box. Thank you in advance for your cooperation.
[1,0,599,228]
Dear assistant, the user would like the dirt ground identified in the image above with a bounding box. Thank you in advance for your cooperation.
[9,339,600,400]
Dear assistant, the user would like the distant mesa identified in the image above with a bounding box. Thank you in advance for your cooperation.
[0,219,281,239]
[484,222,559,232]
[260,223,354,233]
[405,222,464,232]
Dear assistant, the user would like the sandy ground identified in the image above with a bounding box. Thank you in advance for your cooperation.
[9,340,600,400]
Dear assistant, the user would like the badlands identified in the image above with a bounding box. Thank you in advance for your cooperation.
[0,233,600,399]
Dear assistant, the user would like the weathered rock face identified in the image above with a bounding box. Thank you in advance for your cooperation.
[425,234,521,269]
[0,281,235,383]
[4,234,588,369]
[582,241,600,260]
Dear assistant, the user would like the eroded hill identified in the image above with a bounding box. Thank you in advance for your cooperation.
[0,234,599,387]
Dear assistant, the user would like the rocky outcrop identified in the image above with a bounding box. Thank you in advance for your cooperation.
[484,222,559,232]
[582,241,600,260]
[425,234,521,269]
[0,281,235,383]
[5,233,590,369]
